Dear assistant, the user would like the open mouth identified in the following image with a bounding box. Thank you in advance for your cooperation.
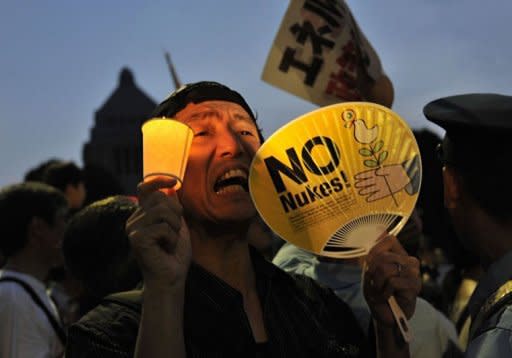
[214,168,249,194]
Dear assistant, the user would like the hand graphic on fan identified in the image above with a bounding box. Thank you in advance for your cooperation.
[354,163,411,202]
[354,155,421,202]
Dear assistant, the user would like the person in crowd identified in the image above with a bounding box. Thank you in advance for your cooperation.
[81,163,126,206]
[66,81,421,357]
[62,195,142,316]
[31,160,88,329]
[42,161,87,211]
[441,249,482,349]
[413,129,463,316]
[423,93,512,356]
[0,182,68,357]
[273,209,462,358]
[24,158,63,182]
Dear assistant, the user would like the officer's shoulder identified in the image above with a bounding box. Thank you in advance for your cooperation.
[495,303,512,331]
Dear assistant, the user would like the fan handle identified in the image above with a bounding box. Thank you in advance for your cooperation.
[387,295,413,343]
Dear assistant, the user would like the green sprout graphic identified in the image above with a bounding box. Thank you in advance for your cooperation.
[359,140,389,168]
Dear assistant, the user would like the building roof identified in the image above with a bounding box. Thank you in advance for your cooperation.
[95,68,156,120]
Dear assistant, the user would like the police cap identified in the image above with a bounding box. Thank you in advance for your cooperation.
[423,93,512,170]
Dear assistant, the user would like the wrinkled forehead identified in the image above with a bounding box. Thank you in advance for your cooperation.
[174,100,254,124]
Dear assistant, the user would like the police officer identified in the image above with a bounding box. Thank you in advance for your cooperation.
[424,93,512,357]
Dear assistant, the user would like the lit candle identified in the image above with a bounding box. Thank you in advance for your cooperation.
[142,118,193,190]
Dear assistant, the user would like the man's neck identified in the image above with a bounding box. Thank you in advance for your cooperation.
[472,213,512,268]
[189,219,268,343]
[190,225,256,297]
[3,252,49,283]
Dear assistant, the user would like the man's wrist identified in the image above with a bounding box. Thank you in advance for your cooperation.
[143,280,186,299]
[373,319,409,357]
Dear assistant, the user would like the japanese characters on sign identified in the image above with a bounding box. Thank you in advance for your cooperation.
[262,0,384,106]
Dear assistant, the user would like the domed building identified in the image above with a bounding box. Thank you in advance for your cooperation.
[83,68,157,194]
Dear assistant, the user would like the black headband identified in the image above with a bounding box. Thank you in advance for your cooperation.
[152,81,253,120]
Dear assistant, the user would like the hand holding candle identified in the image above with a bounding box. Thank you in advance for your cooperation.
[130,117,193,289]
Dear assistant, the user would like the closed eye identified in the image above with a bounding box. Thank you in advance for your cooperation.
[194,131,208,137]
[240,130,254,136]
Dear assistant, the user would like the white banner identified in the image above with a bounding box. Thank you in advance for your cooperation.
[262,0,385,106]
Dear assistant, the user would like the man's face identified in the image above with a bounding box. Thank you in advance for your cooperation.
[442,165,478,252]
[40,206,68,266]
[174,100,261,224]
[66,181,86,209]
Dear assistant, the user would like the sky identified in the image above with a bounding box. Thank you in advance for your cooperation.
[1,0,511,187]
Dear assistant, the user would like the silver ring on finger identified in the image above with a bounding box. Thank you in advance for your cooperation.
[396,262,404,277]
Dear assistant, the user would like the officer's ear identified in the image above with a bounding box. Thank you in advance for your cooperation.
[442,165,461,209]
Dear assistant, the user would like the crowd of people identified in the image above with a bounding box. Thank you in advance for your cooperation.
[1,2,511,353]
[1,78,512,358]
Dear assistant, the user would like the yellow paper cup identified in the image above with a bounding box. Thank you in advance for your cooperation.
[142,118,193,190]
